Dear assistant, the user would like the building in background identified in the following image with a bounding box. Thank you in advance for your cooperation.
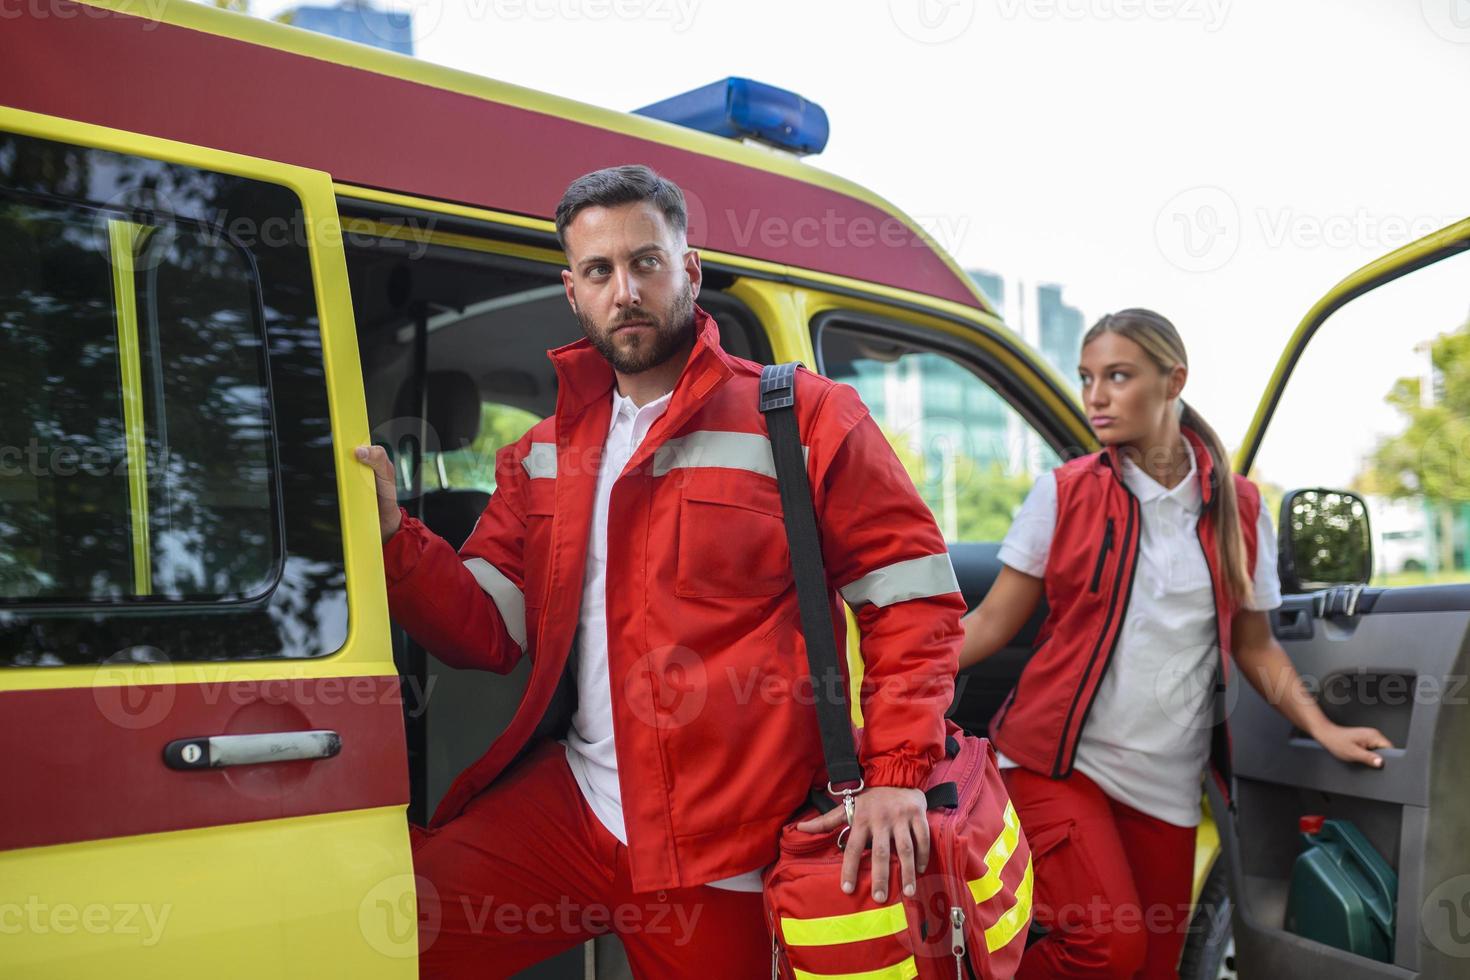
[1035,282,1085,382]
[970,269,1086,382]
[968,269,1004,313]
[824,273,1087,540]
[278,1,415,55]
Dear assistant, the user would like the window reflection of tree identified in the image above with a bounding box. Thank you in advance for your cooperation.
[0,133,348,666]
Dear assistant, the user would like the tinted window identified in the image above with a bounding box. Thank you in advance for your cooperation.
[0,198,278,602]
[0,132,345,665]
[819,322,1060,543]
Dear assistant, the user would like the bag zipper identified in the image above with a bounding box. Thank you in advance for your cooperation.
[951,906,966,979]
[1088,517,1114,593]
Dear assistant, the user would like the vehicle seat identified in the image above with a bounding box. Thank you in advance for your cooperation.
[398,370,490,552]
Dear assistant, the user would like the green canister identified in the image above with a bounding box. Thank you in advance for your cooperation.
[1284,815,1397,962]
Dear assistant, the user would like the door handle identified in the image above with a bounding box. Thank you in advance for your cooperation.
[1273,606,1314,640]
[163,730,341,770]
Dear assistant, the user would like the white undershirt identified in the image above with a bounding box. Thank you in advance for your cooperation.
[560,386,766,891]
[995,442,1282,827]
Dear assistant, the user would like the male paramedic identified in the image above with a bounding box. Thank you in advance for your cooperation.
[355,165,966,978]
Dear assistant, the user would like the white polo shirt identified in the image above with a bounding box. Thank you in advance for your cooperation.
[995,441,1282,827]
[560,385,765,891]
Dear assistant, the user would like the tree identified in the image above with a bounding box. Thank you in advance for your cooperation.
[1361,316,1470,572]
[876,423,1034,543]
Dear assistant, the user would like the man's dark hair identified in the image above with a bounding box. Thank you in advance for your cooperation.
[554,165,688,251]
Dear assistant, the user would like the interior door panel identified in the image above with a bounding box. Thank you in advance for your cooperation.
[1212,588,1470,978]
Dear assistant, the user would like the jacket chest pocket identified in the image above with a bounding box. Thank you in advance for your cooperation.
[523,491,555,613]
[674,471,791,598]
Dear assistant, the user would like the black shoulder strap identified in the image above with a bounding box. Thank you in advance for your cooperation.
[759,362,863,790]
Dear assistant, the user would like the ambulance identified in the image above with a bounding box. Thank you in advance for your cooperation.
[2,2,1466,978]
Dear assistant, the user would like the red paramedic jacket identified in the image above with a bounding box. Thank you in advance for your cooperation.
[383,306,966,891]
[988,426,1261,806]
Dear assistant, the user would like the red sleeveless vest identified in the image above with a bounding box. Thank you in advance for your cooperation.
[988,426,1261,806]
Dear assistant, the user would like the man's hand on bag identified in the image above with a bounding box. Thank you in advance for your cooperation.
[354,445,402,544]
[796,786,929,903]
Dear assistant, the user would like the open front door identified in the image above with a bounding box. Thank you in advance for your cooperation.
[1215,217,1470,978]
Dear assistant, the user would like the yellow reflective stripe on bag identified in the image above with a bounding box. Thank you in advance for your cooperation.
[780,900,908,946]
[984,856,1035,952]
[965,799,1034,952]
[968,800,1021,903]
[791,955,919,980]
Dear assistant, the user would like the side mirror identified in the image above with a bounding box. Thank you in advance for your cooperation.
[1279,488,1373,594]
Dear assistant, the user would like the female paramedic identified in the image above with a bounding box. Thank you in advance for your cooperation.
[958,308,1393,978]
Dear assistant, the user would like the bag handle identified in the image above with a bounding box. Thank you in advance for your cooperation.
[759,362,864,793]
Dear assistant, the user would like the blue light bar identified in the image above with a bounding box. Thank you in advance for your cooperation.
[634,78,829,156]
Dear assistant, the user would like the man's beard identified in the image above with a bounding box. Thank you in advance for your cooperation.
[577,280,696,375]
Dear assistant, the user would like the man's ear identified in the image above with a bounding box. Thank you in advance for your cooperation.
[684,248,702,300]
[561,268,577,315]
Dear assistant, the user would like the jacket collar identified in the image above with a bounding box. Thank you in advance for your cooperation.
[1100,424,1218,507]
[547,304,735,421]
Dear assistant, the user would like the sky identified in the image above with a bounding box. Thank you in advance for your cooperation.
[232,0,1470,490]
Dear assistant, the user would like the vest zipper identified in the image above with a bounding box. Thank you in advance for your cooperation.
[1195,514,1235,808]
[1053,489,1140,778]
[1088,518,1115,593]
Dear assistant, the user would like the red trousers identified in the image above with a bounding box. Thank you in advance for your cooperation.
[410,738,771,979]
[1002,766,1197,979]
